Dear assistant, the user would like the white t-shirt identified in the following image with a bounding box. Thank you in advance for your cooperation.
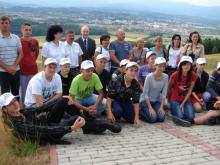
[64,41,83,68]
[42,41,66,72]
[95,46,110,71]
[24,71,62,107]
[168,47,181,68]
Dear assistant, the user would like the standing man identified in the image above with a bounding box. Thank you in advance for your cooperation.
[20,23,39,103]
[64,30,83,77]
[0,16,23,96]
[75,25,96,61]
[109,28,132,73]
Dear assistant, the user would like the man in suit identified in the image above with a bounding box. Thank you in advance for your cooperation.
[75,25,96,61]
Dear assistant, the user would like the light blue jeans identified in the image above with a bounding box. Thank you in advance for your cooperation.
[76,94,106,116]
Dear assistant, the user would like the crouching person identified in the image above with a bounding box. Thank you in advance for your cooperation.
[106,62,142,128]
[140,57,168,123]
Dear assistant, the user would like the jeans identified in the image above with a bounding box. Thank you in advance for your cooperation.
[171,100,195,122]
[20,75,33,103]
[76,94,106,116]
[0,71,20,96]
[111,100,135,123]
[140,101,165,123]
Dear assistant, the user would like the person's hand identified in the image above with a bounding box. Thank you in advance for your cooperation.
[88,105,97,115]
[214,101,220,109]
[158,108,165,116]
[71,117,85,131]
[63,96,75,105]
[134,117,141,128]
[167,102,171,110]
[149,107,156,116]
[216,96,220,101]
[106,110,116,123]
[180,103,185,112]
[5,65,16,75]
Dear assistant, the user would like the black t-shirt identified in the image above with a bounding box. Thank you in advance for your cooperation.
[94,69,111,95]
[193,70,209,94]
[58,72,74,95]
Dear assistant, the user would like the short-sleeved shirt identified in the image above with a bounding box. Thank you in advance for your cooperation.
[58,72,74,96]
[109,40,132,68]
[0,32,22,72]
[69,73,103,99]
[20,38,39,75]
[138,65,156,86]
[64,41,83,68]
[42,41,66,72]
[95,46,111,71]
[94,69,111,95]
[24,71,62,107]
[168,47,181,68]
[170,71,197,102]
[107,73,141,103]
[149,47,166,58]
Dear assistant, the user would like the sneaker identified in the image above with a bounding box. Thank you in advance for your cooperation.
[172,116,192,127]
[97,120,122,133]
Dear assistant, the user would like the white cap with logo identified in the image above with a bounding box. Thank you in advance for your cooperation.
[120,59,130,67]
[60,58,71,65]
[146,51,156,59]
[81,60,94,69]
[126,61,139,69]
[0,93,16,109]
[196,58,206,65]
[96,54,107,61]
[178,56,193,67]
[155,57,166,65]
[44,58,57,65]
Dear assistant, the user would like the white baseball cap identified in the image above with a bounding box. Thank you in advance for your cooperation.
[146,51,156,59]
[120,59,130,67]
[96,54,107,61]
[0,93,16,109]
[217,62,220,69]
[44,58,57,65]
[81,60,94,69]
[196,58,206,65]
[178,56,193,67]
[60,58,71,65]
[126,61,139,69]
[155,57,166,65]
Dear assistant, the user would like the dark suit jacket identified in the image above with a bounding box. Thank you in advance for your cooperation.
[75,37,96,61]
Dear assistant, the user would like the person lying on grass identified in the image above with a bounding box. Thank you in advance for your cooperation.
[0,93,121,145]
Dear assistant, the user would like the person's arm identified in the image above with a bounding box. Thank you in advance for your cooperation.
[106,97,116,123]
[133,103,141,128]
[110,50,120,65]
[93,50,100,64]
[160,76,168,109]
[200,45,205,57]
[69,93,89,112]
[167,78,174,103]
[182,80,196,105]
[192,92,201,102]
[78,45,83,65]
[13,47,23,68]
[95,89,104,107]
[206,74,218,99]
[128,50,133,60]
[142,75,153,109]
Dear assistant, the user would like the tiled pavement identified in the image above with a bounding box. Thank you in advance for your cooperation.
[51,114,220,165]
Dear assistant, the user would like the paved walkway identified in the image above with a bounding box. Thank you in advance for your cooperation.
[51,114,220,165]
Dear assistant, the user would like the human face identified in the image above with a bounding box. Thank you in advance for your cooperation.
[125,66,138,80]
[196,63,205,72]
[81,68,94,80]
[66,33,75,44]
[3,98,20,117]
[155,39,163,48]
[182,62,192,73]
[147,55,156,66]
[137,40,144,49]
[173,36,180,48]
[191,33,199,44]
[102,38,110,48]
[117,30,125,41]
[54,32,62,41]
[61,64,71,75]
[96,58,106,70]
[21,25,32,38]
[0,19,10,32]
[156,63,166,73]
[45,64,57,77]
[81,27,89,39]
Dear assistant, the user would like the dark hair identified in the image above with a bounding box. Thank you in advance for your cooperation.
[1,109,13,130]
[177,61,193,84]
[100,34,110,45]
[171,34,181,48]
[65,30,75,35]
[0,16,11,23]
[21,23,31,27]
[188,31,201,44]
[46,25,63,42]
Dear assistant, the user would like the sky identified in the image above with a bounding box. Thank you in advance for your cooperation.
[171,0,220,6]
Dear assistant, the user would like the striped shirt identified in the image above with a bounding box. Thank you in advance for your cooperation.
[0,32,21,72]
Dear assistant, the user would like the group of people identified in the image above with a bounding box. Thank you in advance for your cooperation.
[0,15,220,144]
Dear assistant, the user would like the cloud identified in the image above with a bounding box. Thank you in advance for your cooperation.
[170,0,220,6]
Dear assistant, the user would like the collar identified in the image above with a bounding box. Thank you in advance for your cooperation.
[0,32,12,38]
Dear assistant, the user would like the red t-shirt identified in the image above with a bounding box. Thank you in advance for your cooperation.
[20,38,39,75]
[170,71,197,102]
